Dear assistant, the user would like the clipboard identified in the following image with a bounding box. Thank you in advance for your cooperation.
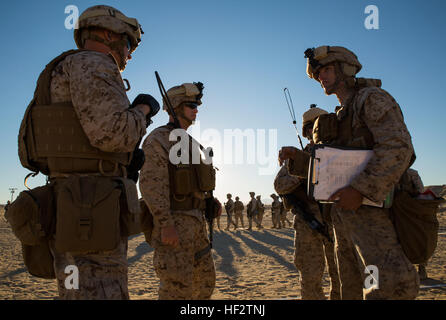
[307,145,390,208]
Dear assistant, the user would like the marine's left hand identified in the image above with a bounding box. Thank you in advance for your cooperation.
[329,186,363,211]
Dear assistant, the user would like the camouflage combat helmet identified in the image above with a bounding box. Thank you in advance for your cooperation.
[235,196,240,200]
[74,5,143,53]
[163,82,204,112]
[256,195,261,200]
[302,104,328,138]
[304,46,362,82]
[227,193,232,198]
[249,192,255,197]
[270,194,277,199]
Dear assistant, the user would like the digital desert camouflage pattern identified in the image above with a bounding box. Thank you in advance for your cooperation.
[50,50,146,153]
[50,239,129,300]
[406,168,424,193]
[274,164,340,299]
[233,199,245,228]
[47,50,147,299]
[139,126,216,299]
[346,87,414,202]
[323,86,419,299]
[224,198,237,230]
[270,197,282,228]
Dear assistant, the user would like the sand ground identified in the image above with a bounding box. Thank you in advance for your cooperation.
[1,206,445,300]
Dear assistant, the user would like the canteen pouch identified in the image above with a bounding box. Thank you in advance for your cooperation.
[5,185,55,246]
[390,191,443,264]
[5,184,56,279]
[313,113,338,144]
[55,176,121,253]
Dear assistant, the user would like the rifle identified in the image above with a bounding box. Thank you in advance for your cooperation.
[154,71,218,248]
[283,88,304,150]
[281,193,332,243]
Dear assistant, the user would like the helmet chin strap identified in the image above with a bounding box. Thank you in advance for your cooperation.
[84,32,127,70]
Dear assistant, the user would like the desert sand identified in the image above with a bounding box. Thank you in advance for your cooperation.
[1,202,445,300]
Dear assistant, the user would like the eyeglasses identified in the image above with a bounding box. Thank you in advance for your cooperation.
[183,103,198,110]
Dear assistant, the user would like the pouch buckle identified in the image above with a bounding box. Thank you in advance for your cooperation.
[78,217,92,241]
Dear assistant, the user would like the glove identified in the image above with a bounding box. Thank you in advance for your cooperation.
[131,94,160,127]
[127,148,145,183]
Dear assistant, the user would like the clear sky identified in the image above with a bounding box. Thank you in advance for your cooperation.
[1,0,446,204]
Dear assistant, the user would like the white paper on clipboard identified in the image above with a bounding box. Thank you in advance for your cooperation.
[310,146,383,207]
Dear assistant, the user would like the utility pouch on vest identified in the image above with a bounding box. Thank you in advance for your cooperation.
[54,176,121,253]
[390,191,443,264]
[195,163,216,191]
[5,184,56,279]
[313,113,338,144]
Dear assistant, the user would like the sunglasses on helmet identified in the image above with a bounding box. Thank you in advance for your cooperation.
[183,103,198,110]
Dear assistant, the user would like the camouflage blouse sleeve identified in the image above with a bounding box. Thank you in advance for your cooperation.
[139,128,175,229]
[350,89,414,202]
[66,51,146,153]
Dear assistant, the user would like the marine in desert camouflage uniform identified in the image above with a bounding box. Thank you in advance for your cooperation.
[275,105,340,300]
[233,196,245,228]
[247,192,261,230]
[224,194,237,231]
[280,46,419,299]
[270,194,282,228]
[45,5,154,299]
[139,82,218,299]
[256,195,265,228]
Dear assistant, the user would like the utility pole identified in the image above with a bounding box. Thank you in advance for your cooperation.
[9,188,17,202]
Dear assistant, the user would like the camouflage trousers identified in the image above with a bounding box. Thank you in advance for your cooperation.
[331,205,420,300]
[247,213,260,229]
[257,210,264,226]
[50,238,129,300]
[293,206,340,300]
[153,214,216,300]
[271,210,281,228]
[234,211,244,228]
[280,212,292,227]
[213,215,221,230]
[225,212,237,230]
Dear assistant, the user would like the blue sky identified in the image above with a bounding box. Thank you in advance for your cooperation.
[1,0,446,204]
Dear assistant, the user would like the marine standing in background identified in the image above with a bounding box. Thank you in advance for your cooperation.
[233,196,245,229]
[280,45,419,299]
[224,193,237,231]
[139,82,219,299]
[270,194,282,228]
[247,192,260,230]
[256,195,265,228]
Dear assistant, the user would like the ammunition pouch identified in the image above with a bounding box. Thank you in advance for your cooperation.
[313,113,338,144]
[54,176,122,253]
[5,184,56,279]
[390,190,443,264]
[169,162,215,211]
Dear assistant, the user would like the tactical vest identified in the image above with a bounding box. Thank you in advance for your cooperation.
[161,125,216,211]
[234,201,244,212]
[313,87,376,149]
[18,50,131,177]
